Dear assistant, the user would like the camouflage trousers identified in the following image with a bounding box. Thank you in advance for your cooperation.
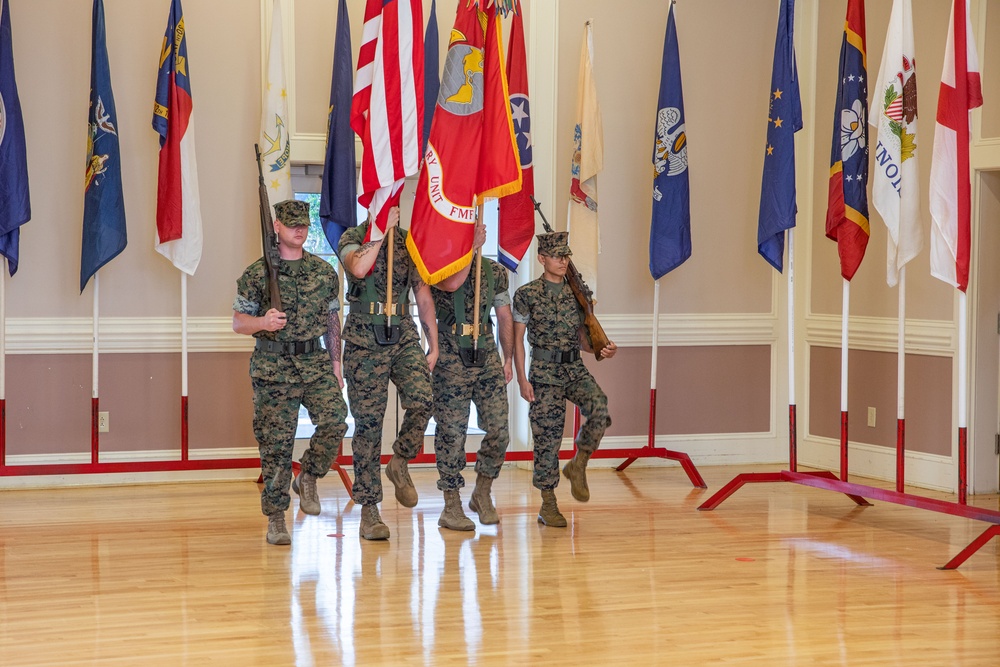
[529,370,611,491]
[432,351,510,491]
[344,339,433,506]
[253,372,348,516]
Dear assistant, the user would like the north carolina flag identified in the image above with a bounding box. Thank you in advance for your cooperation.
[152,0,203,275]
[407,0,521,284]
[757,0,801,273]
[824,0,869,282]
[871,0,920,287]
[929,0,982,293]
[351,0,424,243]
[259,0,292,208]
[649,2,691,280]
[0,0,29,276]
[497,7,534,273]
[81,0,127,293]
[318,0,357,251]
[566,20,603,294]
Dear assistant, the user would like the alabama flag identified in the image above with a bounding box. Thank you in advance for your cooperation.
[929,0,982,292]
[152,0,202,275]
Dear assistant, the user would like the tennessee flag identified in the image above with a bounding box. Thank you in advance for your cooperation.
[824,0,869,281]
[929,0,982,292]
[152,0,203,275]
[408,0,521,284]
[497,7,534,273]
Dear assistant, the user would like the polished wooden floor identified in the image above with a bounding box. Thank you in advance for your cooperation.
[2,464,1000,666]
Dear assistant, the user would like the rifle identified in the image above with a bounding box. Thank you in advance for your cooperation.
[530,196,611,361]
[254,144,282,312]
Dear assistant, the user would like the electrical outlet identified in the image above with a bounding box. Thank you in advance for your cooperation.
[867,407,876,428]
[98,411,110,433]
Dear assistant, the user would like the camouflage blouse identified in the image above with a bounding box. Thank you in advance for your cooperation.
[512,277,588,386]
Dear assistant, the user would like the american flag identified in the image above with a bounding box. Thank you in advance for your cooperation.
[350,0,424,243]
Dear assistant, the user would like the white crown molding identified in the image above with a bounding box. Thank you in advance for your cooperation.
[805,313,956,356]
[3,318,251,354]
[600,313,777,347]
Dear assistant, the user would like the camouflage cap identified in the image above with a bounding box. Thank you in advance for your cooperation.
[274,199,311,227]
[536,231,572,257]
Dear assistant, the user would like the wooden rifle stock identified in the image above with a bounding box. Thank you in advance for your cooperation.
[254,144,282,312]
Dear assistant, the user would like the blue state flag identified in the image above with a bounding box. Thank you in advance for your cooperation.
[81,0,127,292]
[0,0,30,276]
[318,0,357,251]
[421,0,440,158]
[649,2,690,280]
[757,0,802,272]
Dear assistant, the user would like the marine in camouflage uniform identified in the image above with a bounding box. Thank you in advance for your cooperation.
[232,199,348,546]
[512,231,617,527]
[339,208,439,541]
[430,222,514,531]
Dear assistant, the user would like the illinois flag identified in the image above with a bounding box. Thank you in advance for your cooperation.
[497,6,534,273]
[152,0,203,275]
[318,0,356,250]
[824,0,869,282]
[351,0,424,243]
[929,0,982,292]
[0,0,29,276]
[407,0,521,284]
[259,0,292,208]
[81,0,127,293]
[649,2,690,280]
[757,0,801,272]
[871,0,919,287]
[566,20,603,293]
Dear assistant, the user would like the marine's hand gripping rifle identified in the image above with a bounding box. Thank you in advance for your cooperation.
[530,197,611,360]
[254,144,282,312]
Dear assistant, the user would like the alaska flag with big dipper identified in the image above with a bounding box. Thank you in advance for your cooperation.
[318,0,357,250]
[757,0,802,273]
[81,0,127,293]
[0,0,30,276]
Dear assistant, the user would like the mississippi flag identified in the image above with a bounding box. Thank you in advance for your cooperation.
[0,0,30,276]
[929,0,982,292]
[350,0,424,243]
[824,0,869,282]
[407,0,521,284]
[497,7,534,273]
[152,0,202,275]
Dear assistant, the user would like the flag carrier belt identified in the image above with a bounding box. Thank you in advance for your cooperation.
[532,348,581,363]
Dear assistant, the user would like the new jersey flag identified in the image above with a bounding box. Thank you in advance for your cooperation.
[757,0,802,273]
[351,0,424,242]
[259,0,292,207]
[929,0,982,292]
[567,21,603,293]
[0,0,29,276]
[871,0,919,287]
[824,0,869,282]
[152,0,203,275]
[497,6,535,273]
[407,0,521,284]
[318,0,357,250]
[81,0,127,293]
[649,2,690,280]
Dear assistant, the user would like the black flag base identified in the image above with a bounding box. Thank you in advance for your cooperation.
[458,347,487,368]
[372,323,401,346]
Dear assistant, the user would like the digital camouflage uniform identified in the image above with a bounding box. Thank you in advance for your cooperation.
[512,274,611,491]
[431,258,511,491]
[234,249,348,517]
[338,221,433,506]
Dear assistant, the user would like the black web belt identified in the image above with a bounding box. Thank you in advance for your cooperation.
[256,337,326,355]
[532,348,580,363]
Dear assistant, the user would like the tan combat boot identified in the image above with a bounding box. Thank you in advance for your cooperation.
[292,471,321,515]
[537,489,567,527]
[266,511,291,545]
[469,473,499,525]
[385,454,418,507]
[360,504,390,540]
[562,451,591,502]
[438,489,475,531]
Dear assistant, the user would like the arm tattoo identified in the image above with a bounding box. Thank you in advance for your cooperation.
[421,321,431,339]
[326,311,342,365]
[355,240,380,257]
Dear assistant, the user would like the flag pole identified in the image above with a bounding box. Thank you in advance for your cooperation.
[840,278,849,481]
[958,290,968,504]
[92,273,100,464]
[896,266,906,491]
[787,229,796,471]
[648,279,660,450]
[181,271,189,461]
[0,261,6,467]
